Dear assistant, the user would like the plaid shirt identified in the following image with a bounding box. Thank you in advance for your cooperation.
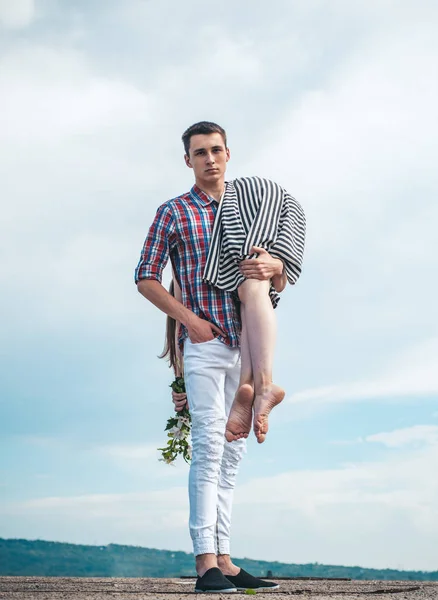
[135,184,241,348]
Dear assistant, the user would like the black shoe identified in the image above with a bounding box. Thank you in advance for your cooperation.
[195,567,237,593]
[225,568,280,591]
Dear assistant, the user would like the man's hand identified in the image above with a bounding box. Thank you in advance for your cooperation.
[172,390,188,412]
[186,313,225,344]
[239,246,283,281]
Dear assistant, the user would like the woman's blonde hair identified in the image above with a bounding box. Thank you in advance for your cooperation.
[158,280,180,374]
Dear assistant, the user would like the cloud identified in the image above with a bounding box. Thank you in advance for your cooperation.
[0,45,150,145]
[241,16,438,345]
[95,443,185,477]
[0,0,34,29]
[244,19,438,228]
[236,443,438,514]
[366,425,438,448]
[288,337,438,406]
[0,43,157,332]
[3,424,437,569]
[98,444,159,461]
[20,489,181,514]
[331,424,438,448]
[231,431,438,570]
[0,486,190,550]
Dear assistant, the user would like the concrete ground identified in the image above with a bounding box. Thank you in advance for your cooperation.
[1,577,437,599]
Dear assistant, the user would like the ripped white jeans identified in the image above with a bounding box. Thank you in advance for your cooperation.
[184,337,247,556]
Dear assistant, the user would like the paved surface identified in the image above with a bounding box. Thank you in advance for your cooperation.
[0,577,437,599]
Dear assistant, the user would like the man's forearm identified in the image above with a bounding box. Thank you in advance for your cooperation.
[137,279,194,327]
[271,259,287,292]
[272,272,287,292]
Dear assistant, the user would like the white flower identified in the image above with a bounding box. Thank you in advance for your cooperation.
[169,426,188,440]
[177,416,190,428]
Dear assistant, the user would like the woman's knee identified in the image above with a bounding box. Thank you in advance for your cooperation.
[238,278,270,302]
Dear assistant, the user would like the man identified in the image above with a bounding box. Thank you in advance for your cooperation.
[135,122,283,593]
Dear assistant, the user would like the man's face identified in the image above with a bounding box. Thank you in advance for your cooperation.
[184,133,230,185]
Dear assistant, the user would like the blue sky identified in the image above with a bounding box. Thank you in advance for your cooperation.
[1,0,438,571]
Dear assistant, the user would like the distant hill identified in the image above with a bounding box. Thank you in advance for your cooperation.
[0,538,437,581]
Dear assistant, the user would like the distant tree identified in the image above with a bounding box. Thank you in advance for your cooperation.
[0,538,437,581]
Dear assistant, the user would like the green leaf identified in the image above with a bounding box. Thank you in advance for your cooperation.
[170,376,186,393]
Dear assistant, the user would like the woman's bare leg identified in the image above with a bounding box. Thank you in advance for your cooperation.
[225,279,284,443]
[238,304,253,388]
[240,279,284,443]
[225,304,254,442]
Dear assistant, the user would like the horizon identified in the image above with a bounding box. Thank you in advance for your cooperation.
[1,537,437,576]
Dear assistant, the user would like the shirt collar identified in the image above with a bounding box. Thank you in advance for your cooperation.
[191,184,223,205]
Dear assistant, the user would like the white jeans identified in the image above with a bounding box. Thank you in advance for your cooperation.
[184,337,247,556]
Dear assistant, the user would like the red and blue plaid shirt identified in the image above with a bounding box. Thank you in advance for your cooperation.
[135,184,241,348]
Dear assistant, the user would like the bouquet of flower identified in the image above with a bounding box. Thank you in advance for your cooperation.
[158,376,192,464]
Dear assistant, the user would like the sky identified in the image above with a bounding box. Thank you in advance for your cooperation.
[1,0,438,572]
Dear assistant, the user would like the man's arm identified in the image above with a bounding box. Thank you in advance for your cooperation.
[137,279,224,343]
[137,278,191,326]
[135,203,224,343]
[271,264,287,293]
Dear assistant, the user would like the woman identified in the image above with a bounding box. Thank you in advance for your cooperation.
[203,176,306,443]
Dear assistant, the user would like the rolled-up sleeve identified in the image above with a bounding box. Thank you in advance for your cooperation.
[134,203,176,284]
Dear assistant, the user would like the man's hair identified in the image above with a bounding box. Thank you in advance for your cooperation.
[182,121,227,155]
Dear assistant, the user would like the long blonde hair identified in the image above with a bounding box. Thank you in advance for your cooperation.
[158,280,181,375]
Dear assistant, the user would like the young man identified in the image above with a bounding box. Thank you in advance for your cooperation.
[135,122,281,593]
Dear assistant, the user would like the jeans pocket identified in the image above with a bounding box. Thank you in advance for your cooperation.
[187,337,218,346]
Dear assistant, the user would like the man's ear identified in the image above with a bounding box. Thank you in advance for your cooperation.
[184,154,192,168]
[226,148,231,162]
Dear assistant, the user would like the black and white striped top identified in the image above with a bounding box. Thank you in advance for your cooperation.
[203,177,306,308]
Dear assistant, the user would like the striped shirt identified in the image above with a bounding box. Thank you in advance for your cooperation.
[203,177,306,308]
[135,185,241,348]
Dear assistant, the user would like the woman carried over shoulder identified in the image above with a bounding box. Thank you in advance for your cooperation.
[203,176,306,443]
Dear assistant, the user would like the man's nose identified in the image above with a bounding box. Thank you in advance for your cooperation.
[206,153,215,164]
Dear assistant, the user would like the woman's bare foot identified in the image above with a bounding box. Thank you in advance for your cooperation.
[225,383,254,442]
[253,384,285,443]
